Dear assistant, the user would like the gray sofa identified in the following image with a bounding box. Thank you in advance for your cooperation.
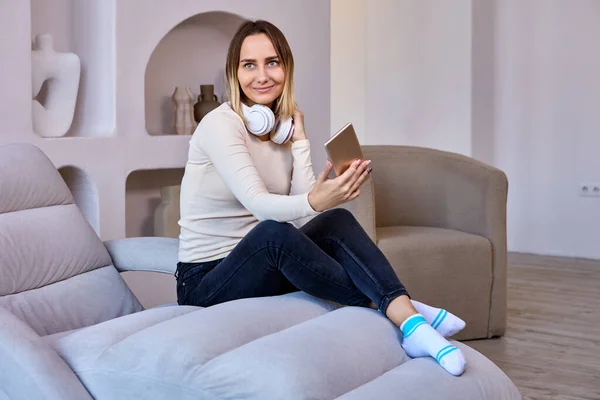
[0,143,521,399]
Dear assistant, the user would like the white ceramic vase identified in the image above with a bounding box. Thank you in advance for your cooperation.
[31,33,81,138]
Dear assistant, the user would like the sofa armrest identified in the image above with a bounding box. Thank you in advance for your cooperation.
[339,176,377,243]
[0,307,92,400]
[104,237,179,275]
[363,145,508,337]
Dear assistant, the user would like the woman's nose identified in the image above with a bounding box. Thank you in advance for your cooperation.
[255,66,269,83]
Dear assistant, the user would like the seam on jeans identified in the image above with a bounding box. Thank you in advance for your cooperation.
[319,236,387,295]
[190,245,269,304]
[198,244,361,305]
[274,246,362,292]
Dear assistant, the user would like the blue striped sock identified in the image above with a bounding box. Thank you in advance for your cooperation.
[400,314,466,376]
[411,300,466,337]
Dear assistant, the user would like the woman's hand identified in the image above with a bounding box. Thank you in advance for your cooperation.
[291,109,307,142]
[308,159,372,212]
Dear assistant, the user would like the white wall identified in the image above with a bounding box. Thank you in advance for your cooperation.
[330,0,366,140]
[0,1,32,136]
[331,0,600,260]
[366,0,472,155]
[331,0,472,155]
[31,0,72,52]
[494,0,600,259]
[471,0,495,164]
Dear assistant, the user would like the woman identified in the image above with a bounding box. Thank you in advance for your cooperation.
[177,19,466,376]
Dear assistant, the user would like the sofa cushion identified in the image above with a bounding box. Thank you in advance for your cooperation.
[0,307,92,400]
[0,204,113,296]
[336,341,521,400]
[40,301,182,345]
[52,292,341,399]
[0,266,143,336]
[42,327,84,344]
[44,304,198,351]
[0,144,73,215]
[51,293,519,399]
[0,143,143,335]
[377,225,492,339]
[193,306,408,400]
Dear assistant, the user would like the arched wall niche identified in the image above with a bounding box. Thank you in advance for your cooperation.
[144,11,247,135]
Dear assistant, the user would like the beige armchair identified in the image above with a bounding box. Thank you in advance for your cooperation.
[343,145,508,340]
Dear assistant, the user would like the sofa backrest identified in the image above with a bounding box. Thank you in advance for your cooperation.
[362,145,508,234]
[0,143,142,336]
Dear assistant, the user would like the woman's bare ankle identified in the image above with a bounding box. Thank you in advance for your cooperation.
[385,295,418,327]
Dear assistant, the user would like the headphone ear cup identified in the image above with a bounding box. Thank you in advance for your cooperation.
[270,116,294,144]
[242,104,275,136]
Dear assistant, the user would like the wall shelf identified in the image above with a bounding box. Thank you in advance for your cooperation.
[144,11,245,136]
[125,168,185,238]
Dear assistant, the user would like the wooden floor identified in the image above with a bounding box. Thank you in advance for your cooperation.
[467,253,600,400]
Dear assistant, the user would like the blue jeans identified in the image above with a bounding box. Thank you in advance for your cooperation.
[175,208,409,314]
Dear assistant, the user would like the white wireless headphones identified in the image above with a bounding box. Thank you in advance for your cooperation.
[240,102,295,144]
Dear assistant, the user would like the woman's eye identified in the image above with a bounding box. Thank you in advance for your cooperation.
[268,60,279,67]
[244,63,255,69]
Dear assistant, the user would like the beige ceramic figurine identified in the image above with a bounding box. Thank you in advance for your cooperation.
[171,87,196,135]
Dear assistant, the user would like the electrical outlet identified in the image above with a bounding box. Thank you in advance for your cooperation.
[579,183,600,197]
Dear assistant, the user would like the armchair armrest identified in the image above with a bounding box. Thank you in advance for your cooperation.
[0,307,92,400]
[103,237,179,275]
[363,145,508,337]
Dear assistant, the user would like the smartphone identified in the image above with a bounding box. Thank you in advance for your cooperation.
[324,123,365,176]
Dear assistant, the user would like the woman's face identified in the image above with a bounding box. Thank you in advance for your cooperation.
[237,33,285,108]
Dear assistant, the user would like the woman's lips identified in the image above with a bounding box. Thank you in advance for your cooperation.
[254,85,274,93]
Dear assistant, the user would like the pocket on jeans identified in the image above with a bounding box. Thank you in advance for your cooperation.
[176,260,220,305]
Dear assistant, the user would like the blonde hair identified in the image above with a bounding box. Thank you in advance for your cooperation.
[225,20,296,122]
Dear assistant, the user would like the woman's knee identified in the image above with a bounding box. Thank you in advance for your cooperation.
[252,219,296,238]
[321,208,357,224]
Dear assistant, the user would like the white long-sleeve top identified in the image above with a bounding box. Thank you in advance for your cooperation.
[178,103,319,263]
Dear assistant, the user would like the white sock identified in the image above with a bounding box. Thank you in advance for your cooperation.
[411,300,466,337]
[400,314,466,376]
